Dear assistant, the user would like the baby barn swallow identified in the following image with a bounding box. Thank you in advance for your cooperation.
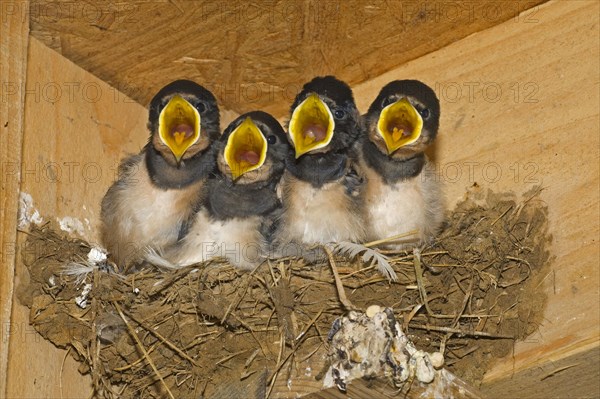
[275,76,366,260]
[360,80,444,248]
[148,111,292,270]
[100,80,220,267]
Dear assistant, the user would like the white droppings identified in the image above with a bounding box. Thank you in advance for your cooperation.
[415,352,435,383]
[18,192,43,229]
[57,216,85,237]
[87,247,107,264]
[430,352,445,369]
[75,283,92,308]
[325,307,440,392]
[366,304,382,318]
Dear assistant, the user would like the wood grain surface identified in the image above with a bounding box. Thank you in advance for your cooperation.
[29,0,547,117]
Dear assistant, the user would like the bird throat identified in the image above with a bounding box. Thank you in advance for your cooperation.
[146,143,215,189]
[288,152,347,187]
[363,140,425,184]
[207,177,280,219]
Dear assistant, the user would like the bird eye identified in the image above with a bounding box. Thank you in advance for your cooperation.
[195,101,207,113]
[333,109,346,120]
[418,107,430,119]
[382,97,394,108]
[267,135,277,145]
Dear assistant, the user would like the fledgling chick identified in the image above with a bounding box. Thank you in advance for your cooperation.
[148,111,292,270]
[360,80,444,248]
[275,76,366,261]
[100,80,220,268]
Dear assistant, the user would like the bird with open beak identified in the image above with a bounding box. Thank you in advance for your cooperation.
[274,76,366,262]
[100,80,220,268]
[359,80,444,249]
[146,111,292,270]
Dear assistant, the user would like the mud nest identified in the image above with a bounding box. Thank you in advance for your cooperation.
[19,187,551,398]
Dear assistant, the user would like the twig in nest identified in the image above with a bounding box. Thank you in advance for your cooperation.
[363,229,419,247]
[244,348,260,370]
[403,304,423,331]
[216,349,248,366]
[148,264,199,296]
[298,343,323,363]
[408,323,514,339]
[491,205,513,226]
[413,248,438,318]
[411,249,484,320]
[445,345,480,362]
[230,313,269,358]
[340,264,375,279]
[182,331,219,352]
[295,307,324,342]
[113,342,160,371]
[499,256,532,287]
[451,272,474,328]
[323,245,357,311]
[266,307,324,397]
[121,309,199,367]
[113,302,175,399]
[221,276,251,324]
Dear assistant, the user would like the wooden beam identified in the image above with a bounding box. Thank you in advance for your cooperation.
[0,1,29,396]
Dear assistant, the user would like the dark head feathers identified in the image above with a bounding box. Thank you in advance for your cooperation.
[148,79,220,140]
[369,80,439,122]
[291,76,356,112]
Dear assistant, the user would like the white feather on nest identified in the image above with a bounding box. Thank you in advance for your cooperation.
[331,241,397,281]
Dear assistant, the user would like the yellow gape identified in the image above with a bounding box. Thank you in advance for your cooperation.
[158,95,201,162]
[288,93,335,158]
[377,98,423,154]
[224,117,268,180]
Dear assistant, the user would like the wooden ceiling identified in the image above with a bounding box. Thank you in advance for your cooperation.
[30,0,546,119]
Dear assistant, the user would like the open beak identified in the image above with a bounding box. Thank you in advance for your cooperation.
[158,95,201,164]
[223,117,267,180]
[288,93,335,158]
[376,98,423,154]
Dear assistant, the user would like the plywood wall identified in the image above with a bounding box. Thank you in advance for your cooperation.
[29,0,548,117]
[1,0,598,397]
